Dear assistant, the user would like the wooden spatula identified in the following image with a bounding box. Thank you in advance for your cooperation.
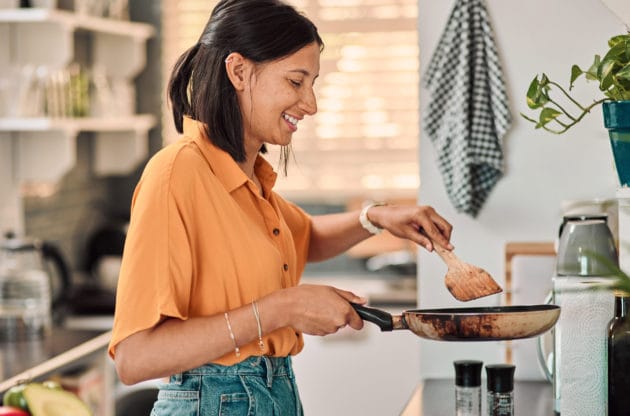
[432,241,503,301]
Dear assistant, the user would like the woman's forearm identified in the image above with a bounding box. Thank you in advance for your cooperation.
[114,291,292,385]
[307,204,454,262]
[307,210,371,262]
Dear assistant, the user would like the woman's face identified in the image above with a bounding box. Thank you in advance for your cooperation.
[238,42,320,152]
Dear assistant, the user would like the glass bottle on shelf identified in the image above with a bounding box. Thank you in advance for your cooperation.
[608,290,630,416]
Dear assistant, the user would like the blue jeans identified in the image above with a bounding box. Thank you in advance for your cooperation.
[150,356,303,416]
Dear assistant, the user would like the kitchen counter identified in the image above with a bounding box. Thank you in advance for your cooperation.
[401,379,553,415]
[0,328,111,393]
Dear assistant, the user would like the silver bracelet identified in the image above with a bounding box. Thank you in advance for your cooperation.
[252,301,265,353]
[224,312,240,358]
[359,202,386,235]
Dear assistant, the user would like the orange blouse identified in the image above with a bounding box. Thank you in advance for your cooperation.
[108,117,312,365]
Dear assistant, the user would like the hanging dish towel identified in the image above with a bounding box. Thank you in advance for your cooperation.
[423,0,512,217]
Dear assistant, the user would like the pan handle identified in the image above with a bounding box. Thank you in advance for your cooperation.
[351,303,393,331]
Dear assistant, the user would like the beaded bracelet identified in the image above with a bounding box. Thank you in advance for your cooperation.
[224,312,240,358]
[252,301,265,353]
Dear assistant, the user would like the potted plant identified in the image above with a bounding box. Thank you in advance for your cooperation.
[522,32,630,187]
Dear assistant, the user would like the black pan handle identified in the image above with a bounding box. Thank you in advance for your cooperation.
[351,303,393,331]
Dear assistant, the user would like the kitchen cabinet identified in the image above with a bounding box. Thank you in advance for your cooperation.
[294,324,420,416]
[0,7,156,233]
[293,275,419,416]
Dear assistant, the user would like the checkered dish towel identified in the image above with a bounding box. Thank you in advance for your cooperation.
[423,0,512,217]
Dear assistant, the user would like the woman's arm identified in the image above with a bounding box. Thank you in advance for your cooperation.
[307,204,453,262]
[113,284,366,385]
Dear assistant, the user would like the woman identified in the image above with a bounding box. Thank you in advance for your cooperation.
[109,0,453,414]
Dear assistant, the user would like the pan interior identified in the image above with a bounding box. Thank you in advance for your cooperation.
[406,304,559,315]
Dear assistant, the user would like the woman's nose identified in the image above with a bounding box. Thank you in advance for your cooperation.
[300,87,317,115]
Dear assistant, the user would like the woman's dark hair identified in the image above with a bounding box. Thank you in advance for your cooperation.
[167,0,323,164]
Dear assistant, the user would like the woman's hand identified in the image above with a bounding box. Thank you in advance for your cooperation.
[277,284,366,336]
[367,204,453,252]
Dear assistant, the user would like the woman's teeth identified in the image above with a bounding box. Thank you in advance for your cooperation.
[283,113,298,127]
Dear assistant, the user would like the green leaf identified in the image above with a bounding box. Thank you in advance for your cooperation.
[602,41,626,63]
[608,34,630,50]
[585,55,601,81]
[599,59,618,91]
[540,73,550,86]
[570,65,584,89]
[581,249,630,294]
[526,76,549,109]
[537,107,562,128]
[614,63,630,97]
[617,62,630,82]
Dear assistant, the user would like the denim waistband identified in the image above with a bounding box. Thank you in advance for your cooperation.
[171,356,295,387]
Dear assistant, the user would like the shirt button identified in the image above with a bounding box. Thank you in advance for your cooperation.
[273,228,280,236]
[283,264,289,271]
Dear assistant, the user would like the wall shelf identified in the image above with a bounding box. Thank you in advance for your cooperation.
[0,114,156,133]
[0,8,155,39]
[0,6,156,232]
[0,115,157,180]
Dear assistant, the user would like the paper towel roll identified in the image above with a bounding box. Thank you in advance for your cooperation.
[553,277,614,415]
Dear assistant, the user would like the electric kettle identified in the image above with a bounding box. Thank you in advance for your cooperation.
[556,214,618,276]
[0,233,71,341]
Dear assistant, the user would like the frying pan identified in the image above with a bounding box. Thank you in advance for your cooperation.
[352,303,560,341]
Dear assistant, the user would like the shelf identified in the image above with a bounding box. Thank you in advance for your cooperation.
[0,8,154,73]
[0,6,154,231]
[0,115,156,180]
[0,8,155,39]
[0,114,157,134]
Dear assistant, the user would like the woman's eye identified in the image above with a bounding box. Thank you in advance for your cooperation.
[290,79,302,87]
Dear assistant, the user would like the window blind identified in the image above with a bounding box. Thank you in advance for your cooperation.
[162,0,419,201]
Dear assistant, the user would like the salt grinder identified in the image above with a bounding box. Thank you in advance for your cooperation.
[454,360,483,416]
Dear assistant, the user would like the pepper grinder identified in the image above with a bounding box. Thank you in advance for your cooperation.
[486,364,515,416]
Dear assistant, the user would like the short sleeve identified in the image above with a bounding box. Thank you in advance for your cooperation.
[108,150,194,358]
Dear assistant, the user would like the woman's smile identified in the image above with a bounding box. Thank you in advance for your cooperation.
[282,113,299,131]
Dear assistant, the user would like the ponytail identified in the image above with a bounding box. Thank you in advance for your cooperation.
[168,43,201,133]
[165,0,322,168]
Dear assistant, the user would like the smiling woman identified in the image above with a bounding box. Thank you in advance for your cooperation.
[109,2,455,415]
[162,0,420,202]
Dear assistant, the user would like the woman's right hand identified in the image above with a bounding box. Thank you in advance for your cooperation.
[276,284,366,336]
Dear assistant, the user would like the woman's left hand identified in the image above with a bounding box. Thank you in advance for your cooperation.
[367,204,453,252]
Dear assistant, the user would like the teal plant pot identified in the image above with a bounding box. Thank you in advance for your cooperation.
[602,101,630,187]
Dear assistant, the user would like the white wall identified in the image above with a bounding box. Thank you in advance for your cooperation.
[417,0,625,378]
[0,136,23,235]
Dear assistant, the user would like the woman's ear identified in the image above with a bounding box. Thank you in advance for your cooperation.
[225,52,250,91]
